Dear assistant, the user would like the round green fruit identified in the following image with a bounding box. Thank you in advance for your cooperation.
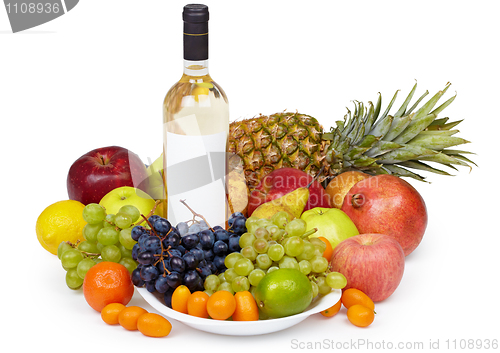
[99,186,156,225]
[254,268,313,318]
[300,207,359,250]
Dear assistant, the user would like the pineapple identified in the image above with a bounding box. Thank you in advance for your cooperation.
[229,82,475,189]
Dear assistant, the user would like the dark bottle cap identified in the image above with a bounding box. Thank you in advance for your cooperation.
[183,4,209,23]
[183,4,209,61]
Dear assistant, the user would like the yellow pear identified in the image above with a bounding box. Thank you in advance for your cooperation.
[251,187,310,220]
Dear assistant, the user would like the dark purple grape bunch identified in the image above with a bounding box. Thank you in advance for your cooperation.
[130,212,247,308]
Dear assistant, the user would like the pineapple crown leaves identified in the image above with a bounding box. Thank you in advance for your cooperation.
[325,82,475,182]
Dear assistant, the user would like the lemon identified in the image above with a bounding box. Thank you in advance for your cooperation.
[36,200,87,255]
[253,268,313,318]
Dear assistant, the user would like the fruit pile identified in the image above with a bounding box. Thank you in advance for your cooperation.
[36,83,475,335]
[130,211,246,304]
[220,214,347,298]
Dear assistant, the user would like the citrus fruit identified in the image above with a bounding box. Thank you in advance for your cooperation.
[36,200,86,255]
[318,236,333,261]
[82,262,134,312]
[320,298,341,317]
[171,285,191,314]
[118,306,148,330]
[232,291,259,321]
[101,303,126,325]
[253,268,313,318]
[347,304,375,327]
[137,313,172,337]
[341,288,375,311]
[206,290,236,320]
[187,291,210,318]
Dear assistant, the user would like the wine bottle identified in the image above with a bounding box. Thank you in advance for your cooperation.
[162,4,229,228]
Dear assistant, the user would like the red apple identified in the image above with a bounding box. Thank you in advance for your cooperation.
[341,174,427,256]
[67,146,149,205]
[247,168,331,216]
[330,233,405,302]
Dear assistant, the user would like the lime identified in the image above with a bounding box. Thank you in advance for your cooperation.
[36,200,87,255]
[254,268,313,318]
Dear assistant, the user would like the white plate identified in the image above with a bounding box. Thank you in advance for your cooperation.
[137,287,341,336]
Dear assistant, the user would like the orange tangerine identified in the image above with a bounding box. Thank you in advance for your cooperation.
[347,304,374,327]
[118,306,148,331]
[82,262,134,312]
[172,285,191,314]
[206,290,236,320]
[341,288,375,311]
[232,291,259,321]
[318,237,333,261]
[187,291,210,318]
[137,313,172,338]
[320,298,341,317]
[101,303,126,325]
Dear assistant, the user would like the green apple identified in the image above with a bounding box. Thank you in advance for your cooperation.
[145,154,165,200]
[99,186,157,225]
[300,207,359,249]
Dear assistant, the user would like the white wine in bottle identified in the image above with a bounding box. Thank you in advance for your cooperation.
[162,4,229,227]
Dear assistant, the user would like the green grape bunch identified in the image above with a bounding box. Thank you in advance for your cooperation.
[57,203,144,290]
[204,210,347,302]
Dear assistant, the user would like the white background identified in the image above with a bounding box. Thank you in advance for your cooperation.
[2,0,499,351]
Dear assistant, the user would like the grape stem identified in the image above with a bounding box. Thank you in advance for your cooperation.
[153,252,171,275]
[81,251,101,258]
[280,228,317,243]
[307,270,333,282]
[100,204,121,231]
[134,200,162,227]
[103,218,119,230]
[141,215,155,232]
[302,228,318,238]
[179,199,213,230]
[139,208,174,276]
[277,227,318,243]
[64,241,100,258]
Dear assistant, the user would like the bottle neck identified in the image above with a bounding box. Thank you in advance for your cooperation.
[183,59,209,77]
[183,21,208,61]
